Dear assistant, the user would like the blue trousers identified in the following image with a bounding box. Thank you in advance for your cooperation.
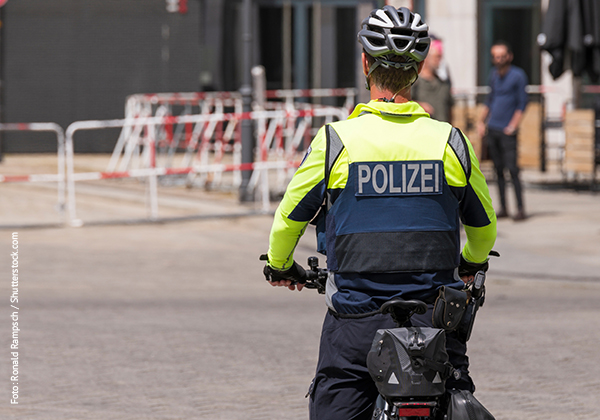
[308,308,474,420]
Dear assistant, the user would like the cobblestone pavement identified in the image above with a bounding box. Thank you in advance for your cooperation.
[1,155,599,419]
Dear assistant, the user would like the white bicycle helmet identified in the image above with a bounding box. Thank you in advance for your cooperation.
[358,6,430,79]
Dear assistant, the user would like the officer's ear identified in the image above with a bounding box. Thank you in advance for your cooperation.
[416,61,425,75]
[361,52,370,76]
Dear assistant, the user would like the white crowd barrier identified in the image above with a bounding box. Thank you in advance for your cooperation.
[108,91,244,173]
[65,106,347,227]
[0,122,66,222]
[110,88,356,178]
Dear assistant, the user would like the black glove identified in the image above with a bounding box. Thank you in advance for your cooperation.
[458,254,489,278]
[263,261,307,284]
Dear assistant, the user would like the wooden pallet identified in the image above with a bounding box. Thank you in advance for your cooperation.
[452,102,542,169]
[517,102,542,169]
[563,109,595,174]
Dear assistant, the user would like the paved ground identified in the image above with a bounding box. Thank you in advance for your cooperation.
[1,154,599,419]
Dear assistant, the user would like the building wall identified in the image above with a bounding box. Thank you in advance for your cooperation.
[421,0,478,93]
[3,0,202,152]
[4,0,573,156]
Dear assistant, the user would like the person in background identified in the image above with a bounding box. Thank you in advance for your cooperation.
[412,35,453,123]
[478,40,528,221]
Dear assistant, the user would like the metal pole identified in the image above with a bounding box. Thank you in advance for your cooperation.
[540,92,546,172]
[283,1,292,90]
[239,0,254,202]
[312,0,322,104]
[294,4,309,91]
[161,22,170,92]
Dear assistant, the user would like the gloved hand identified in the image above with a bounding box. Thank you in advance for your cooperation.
[263,260,307,284]
[458,253,489,278]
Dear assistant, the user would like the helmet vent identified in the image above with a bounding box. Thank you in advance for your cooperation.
[358,6,430,64]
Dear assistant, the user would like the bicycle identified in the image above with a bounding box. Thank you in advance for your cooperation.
[266,255,495,420]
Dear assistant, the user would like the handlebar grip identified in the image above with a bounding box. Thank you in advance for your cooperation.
[474,271,485,289]
[292,268,321,285]
[472,271,486,299]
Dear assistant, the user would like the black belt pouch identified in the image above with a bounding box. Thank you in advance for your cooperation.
[432,286,468,331]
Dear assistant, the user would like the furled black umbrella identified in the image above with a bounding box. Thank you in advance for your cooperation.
[538,0,600,83]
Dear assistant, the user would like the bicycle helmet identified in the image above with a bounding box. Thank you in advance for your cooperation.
[358,6,430,82]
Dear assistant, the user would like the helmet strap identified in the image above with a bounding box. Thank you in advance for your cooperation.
[366,59,383,79]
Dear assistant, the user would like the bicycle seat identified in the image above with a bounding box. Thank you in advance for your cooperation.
[380,298,428,315]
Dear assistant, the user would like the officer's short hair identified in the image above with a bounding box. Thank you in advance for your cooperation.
[365,52,418,93]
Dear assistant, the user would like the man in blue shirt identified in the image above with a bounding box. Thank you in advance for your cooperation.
[478,40,528,221]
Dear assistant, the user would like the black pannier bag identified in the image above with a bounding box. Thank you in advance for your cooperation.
[447,389,495,420]
[367,327,454,398]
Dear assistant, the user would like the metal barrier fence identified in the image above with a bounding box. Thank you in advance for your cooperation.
[0,122,66,222]
[111,88,356,176]
[65,107,345,226]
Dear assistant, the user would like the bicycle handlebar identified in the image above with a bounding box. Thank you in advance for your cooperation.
[277,258,429,316]
[300,256,328,294]
[263,251,498,314]
[260,254,328,294]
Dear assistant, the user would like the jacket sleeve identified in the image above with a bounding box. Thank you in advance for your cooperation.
[267,127,327,270]
[444,132,497,264]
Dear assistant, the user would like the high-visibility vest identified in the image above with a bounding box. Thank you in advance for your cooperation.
[322,121,471,274]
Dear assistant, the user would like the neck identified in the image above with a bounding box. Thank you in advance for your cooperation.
[420,66,435,80]
[369,84,411,103]
[497,64,511,76]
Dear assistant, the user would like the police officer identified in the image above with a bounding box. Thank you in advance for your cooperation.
[263,6,497,420]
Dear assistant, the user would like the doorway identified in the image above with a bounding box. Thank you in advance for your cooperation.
[478,0,541,86]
